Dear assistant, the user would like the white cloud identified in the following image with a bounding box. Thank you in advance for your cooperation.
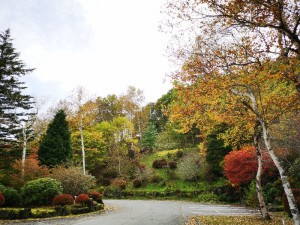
[0,0,172,104]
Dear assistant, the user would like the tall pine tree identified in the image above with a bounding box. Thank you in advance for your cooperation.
[38,110,72,166]
[0,29,34,143]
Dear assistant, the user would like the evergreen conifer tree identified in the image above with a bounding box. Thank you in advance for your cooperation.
[0,29,34,143]
[141,123,157,151]
[38,110,72,166]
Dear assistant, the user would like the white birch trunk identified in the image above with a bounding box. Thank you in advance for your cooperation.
[80,115,86,175]
[231,87,300,224]
[21,125,27,180]
[253,128,270,219]
[260,121,300,225]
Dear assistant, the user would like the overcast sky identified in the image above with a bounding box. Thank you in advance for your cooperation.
[0,0,172,105]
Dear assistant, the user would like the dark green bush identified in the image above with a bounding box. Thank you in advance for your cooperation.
[176,150,184,159]
[133,179,143,188]
[0,184,20,206]
[0,208,31,219]
[152,159,168,169]
[21,178,63,206]
[70,206,90,214]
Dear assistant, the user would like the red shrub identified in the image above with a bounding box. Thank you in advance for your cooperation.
[111,179,127,190]
[0,193,5,205]
[224,146,275,186]
[52,194,74,206]
[76,194,90,205]
[89,191,103,201]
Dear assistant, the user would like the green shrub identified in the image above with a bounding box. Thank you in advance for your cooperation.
[21,178,63,206]
[198,193,218,202]
[52,194,74,206]
[289,158,300,187]
[262,182,280,204]
[0,184,20,206]
[244,181,258,207]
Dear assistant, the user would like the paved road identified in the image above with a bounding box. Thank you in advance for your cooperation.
[1,200,259,225]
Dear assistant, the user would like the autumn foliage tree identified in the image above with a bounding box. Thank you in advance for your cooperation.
[11,158,49,189]
[224,146,275,186]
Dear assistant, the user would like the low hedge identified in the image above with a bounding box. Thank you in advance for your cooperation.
[0,203,105,219]
[0,208,31,219]
[70,206,90,215]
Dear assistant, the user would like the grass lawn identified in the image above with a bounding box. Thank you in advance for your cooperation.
[185,212,293,225]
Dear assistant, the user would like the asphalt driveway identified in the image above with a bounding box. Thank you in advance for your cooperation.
[1,200,259,225]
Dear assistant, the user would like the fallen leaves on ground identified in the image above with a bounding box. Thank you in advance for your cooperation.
[185,212,293,225]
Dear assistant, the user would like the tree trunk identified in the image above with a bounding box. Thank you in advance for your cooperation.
[260,120,300,225]
[80,115,86,175]
[253,124,270,219]
[21,125,27,180]
[231,87,300,225]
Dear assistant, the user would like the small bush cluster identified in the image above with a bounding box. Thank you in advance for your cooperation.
[111,179,127,190]
[52,194,74,206]
[152,159,168,169]
[0,193,5,205]
[89,191,103,203]
[0,184,20,206]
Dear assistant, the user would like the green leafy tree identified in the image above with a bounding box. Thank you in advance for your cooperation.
[38,110,72,166]
[141,123,158,151]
